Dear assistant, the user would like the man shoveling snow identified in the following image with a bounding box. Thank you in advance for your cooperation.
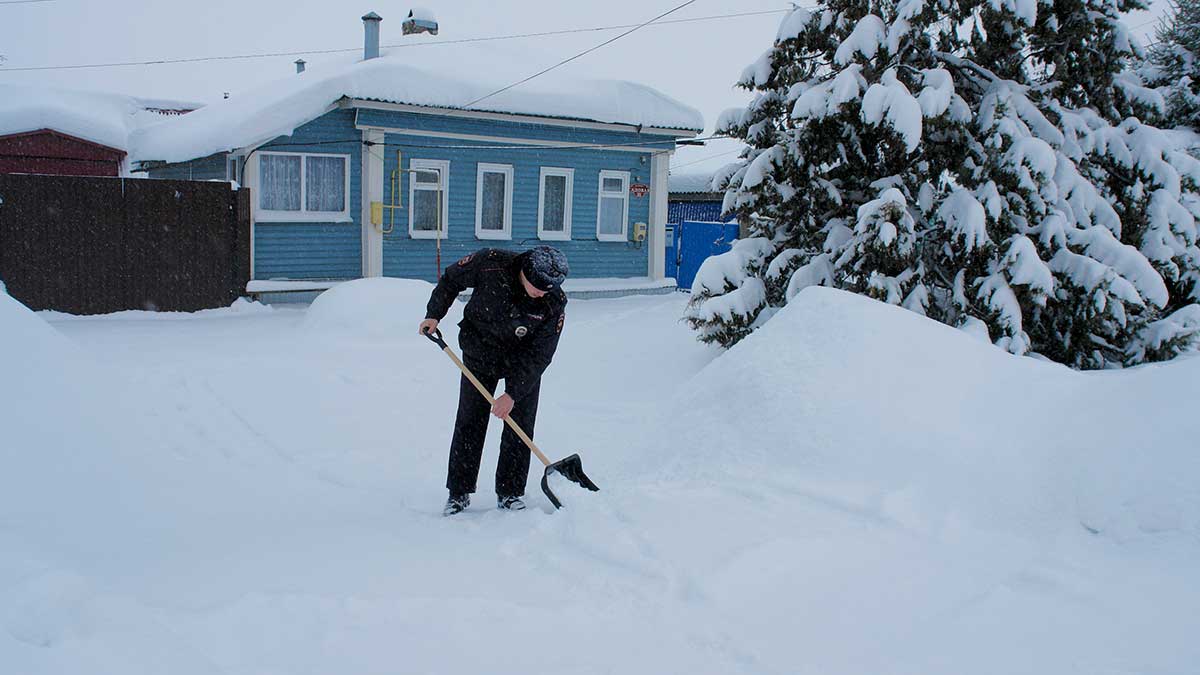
[419,246,569,515]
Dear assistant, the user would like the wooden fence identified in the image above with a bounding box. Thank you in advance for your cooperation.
[0,174,250,314]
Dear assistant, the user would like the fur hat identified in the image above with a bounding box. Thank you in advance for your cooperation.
[520,246,569,291]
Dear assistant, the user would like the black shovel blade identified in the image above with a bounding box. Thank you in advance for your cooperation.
[539,453,600,509]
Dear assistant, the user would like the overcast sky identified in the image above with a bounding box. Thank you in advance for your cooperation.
[0,0,1172,175]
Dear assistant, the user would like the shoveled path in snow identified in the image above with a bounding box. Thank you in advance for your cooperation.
[3,288,1197,675]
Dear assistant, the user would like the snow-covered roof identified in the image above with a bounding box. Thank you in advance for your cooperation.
[669,171,718,194]
[131,51,705,164]
[0,83,199,152]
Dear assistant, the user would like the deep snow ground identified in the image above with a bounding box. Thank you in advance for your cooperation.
[3,283,1199,675]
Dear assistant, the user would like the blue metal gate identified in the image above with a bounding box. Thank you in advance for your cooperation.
[673,220,741,290]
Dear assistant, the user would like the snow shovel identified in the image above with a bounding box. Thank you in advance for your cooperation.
[423,328,599,509]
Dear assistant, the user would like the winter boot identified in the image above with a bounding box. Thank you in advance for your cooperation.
[443,493,470,516]
[497,495,526,511]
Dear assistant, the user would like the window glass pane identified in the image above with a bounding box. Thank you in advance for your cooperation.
[261,155,301,210]
[599,195,625,235]
[480,171,507,231]
[543,174,566,232]
[305,156,345,212]
[413,189,441,232]
[602,176,624,192]
[415,169,440,184]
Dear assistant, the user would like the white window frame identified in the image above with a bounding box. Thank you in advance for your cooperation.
[537,167,574,241]
[256,151,351,223]
[409,158,450,240]
[226,156,240,184]
[596,169,630,242]
[474,162,514,241]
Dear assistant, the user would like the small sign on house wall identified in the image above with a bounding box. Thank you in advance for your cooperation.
[629,183,650,198]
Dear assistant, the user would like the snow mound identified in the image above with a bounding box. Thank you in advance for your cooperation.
[304,277,435,337]
[668,287,1200,539]
[0,288,105,457]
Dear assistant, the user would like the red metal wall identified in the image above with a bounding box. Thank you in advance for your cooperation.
[0,129,125,177]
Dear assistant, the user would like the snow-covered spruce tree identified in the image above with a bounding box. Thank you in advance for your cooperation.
[691,1,1200,367]
[686,0,973,345]
[946,10,1200,366]
[1030,0,1161,122]
[1146,0,1200,129]
[1028,0,1200,361]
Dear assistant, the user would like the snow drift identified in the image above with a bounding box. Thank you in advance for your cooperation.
[669,287,1200,540]
[2,283,1197,674]
[303,277,435,337]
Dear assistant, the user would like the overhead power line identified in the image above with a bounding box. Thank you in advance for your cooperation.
[462,0,701,107]
[0,8,790,73]
[0,0,56,5]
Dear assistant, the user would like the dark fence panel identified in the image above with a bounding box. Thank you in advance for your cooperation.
[0,174,250,314]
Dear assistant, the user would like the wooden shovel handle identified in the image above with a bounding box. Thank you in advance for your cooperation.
[428,330,553,468]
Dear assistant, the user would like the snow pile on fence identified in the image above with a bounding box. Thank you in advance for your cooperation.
[132,50,704,164]
[670,287,1200,539]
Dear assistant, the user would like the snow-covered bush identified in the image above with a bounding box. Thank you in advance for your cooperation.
[693,1,1200,368]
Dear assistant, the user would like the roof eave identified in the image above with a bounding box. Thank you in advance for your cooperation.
[343,98,701,138]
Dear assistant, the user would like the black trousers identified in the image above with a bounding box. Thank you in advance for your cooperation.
[445,352,540,497]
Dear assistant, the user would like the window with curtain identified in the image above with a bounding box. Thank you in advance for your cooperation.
[305,156,346,212]
[597,170,629,241]
[538,167,573,240]
[257,152,348,219]
[260,154,301,211]
[475,163,513,240]
[410,159,450,239]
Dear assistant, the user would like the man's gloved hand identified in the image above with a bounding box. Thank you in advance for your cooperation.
[491,393,515,419]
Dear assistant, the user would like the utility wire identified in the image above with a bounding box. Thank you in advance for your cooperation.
[0,0,55,5]
[463,0,701,107]
[0,8,790,73]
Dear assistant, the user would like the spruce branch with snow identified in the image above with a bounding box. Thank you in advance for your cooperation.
[1146,0,1200,130]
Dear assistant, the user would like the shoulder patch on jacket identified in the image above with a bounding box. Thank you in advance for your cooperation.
[556,312,565,334]
[457,253,474,266]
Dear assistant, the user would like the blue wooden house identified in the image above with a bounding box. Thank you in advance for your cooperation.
[132,13,703,298]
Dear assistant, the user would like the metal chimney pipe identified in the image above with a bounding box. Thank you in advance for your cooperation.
[362,12,382,61]
[295,59,306,74]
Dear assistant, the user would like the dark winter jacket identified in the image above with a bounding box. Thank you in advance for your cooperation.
[425,249,567,401]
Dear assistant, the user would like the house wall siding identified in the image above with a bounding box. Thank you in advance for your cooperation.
[147,152,227,181]
[0,131,125,177]
[251,109,362,280]
[378,132,654,281]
